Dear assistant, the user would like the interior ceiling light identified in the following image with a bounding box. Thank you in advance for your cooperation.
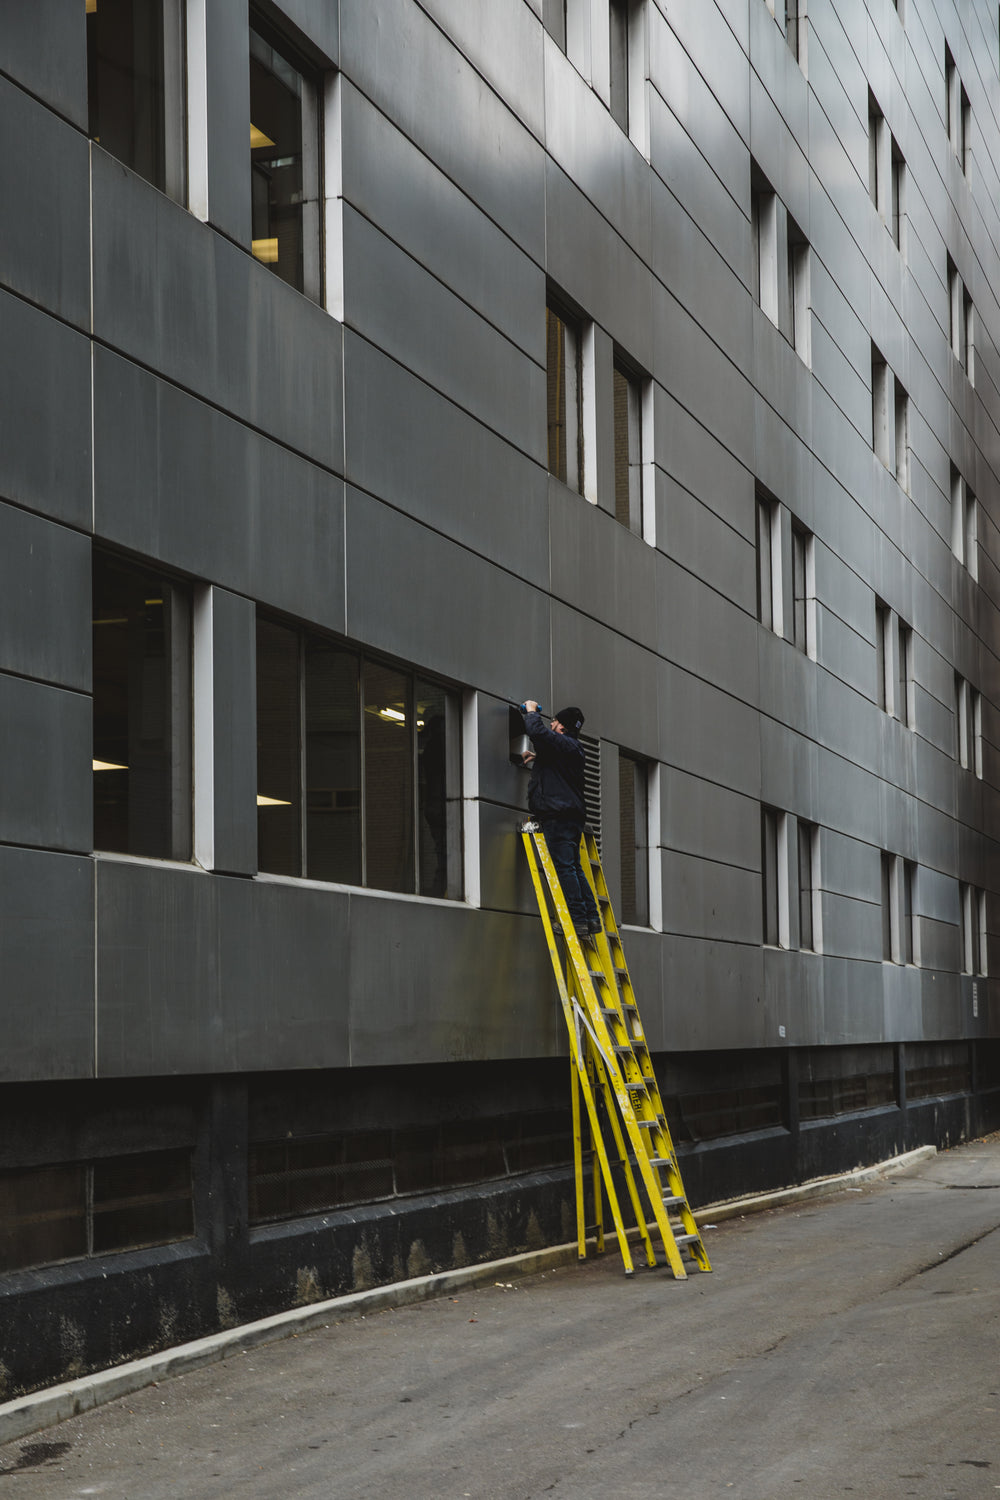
[378,707,406,722]
[257,794,291,807]
[250,123,275,149]
[86,0,97,12]
[93,759,127,772]
[251,237,279,264]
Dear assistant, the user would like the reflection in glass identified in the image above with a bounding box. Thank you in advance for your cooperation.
[250,25,305,291]
[618,753,648,927]
[417,680,464,898]
[364,662,414,893]
[256,617,302,876]
[87,0,166,190]
[93,552,191,859]
[306,639,361,884]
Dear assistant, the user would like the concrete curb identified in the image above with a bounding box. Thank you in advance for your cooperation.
[0,1144,935,1448]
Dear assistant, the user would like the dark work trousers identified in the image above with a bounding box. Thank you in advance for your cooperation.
[542,819,601,930]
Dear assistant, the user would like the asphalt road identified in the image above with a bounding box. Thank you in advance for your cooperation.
[2,1138,999,1500]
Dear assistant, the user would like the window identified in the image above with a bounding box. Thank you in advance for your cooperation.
[609,0,629,131]
[786,213,811,361]
[791,522,812,655]
[946,45,971,174]
[256,617,463,898]
[869,94,904,251]
[784,0,804,67]
[948,258,974,380]
[868,93,883,208]
[951,469,978,576]
[761,806,781,946]
[960,884,988,975]
[546,298,583,492]
[875,600,890,712]
[543,0,568,49]
[881,853,915,964]
[613,358,643,532]
[756,490,779,631]
[955,675,981,773]
[897,621,912,728]
[618,751,650,926]
[92,551,192,860]
[250,16,321,297]
[872,346,889,466]
[893,377,909,491]
[891,138,905,252]
[798,819,817,952]
[86,0,185,198]
[0,1150,193,1274]
[874,602,911,725]
[751,163,778,322]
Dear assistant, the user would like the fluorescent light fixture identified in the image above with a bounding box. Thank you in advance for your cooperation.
[251,237,279,264]
[93,759,127,772]
[86,0,97,12]
[250,123,275,149]
[379,707,406,722]
[256,794,291,807]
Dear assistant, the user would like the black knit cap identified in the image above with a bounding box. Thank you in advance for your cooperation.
[553,706,584,737]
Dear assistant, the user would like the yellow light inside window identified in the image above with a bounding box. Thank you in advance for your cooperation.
[257,794,291,807]
[251,237,279,264]
[93,760,127,772]
[379,707,406,722]
[250,124,275,149]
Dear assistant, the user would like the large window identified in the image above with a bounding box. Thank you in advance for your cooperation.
[250,16,321,296]
[256,618,463,898]
[86,0,185,198]
[92,551,192,860]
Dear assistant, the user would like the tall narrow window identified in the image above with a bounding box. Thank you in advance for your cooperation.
[543,0,568,50]
[618,752,649,926]
[791,522,811,655]
[751,163,778,323]
[546,299,583,492]
[872,346,890,466]
[785,0,804,66]
[87,0,185,198]
[902,860,915,965]
[761,806,780,947]
[891,138,905,252]
[959,882,985,975]
[613,359,643,533]
[965,488,978,579]
[897,621,912,728]
[250,18,321,297]
[882,852,915,964]
[875,600,890,712]
[881,852,893,960]
[756,491,778,632]
[798,820,816,952]
[256,618,463,898]
[964,289,975,384]
[868,94,883,209]
[609,0,629,132]
[93,551,192,861]
[955,674,974,769]
[893,378,909,491]
[972,688,983,778]
[786,215,811,362]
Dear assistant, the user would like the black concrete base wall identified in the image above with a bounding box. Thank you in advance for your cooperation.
[2,1054,999,1399]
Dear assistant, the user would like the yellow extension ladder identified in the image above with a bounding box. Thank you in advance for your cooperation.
[520,820,711,1280]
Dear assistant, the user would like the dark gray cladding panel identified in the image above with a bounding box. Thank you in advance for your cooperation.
[91,151,344,471]
[0,290,92,531]
[478,801,542,918]
[343,331,549,590]
[204,0,252,245]
[0,0,88,127]
[347,897,561,1067]
[212,587,257,876]
[93,349,346,634]
[0,673,92,851]
[0,75,90,328]
[97,865,351,1076]
[0,502,90,692]
[344,486,550,700]
[0,848,95,1082]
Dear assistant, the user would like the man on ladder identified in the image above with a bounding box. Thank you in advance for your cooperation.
[520,700,601,943]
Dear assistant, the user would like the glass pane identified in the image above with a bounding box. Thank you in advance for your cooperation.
[256,617,302,875]
[792,528,807,651]
[0,1164,87,1273]
[798,823,813,951]
[306,639,362,884]
[416,681,451,898]
[546,305,568,484]
[364,662,414,893]
[93,553,191,859]
[87,0,166,189]
[757,499,773,628]
[250,26,304,291]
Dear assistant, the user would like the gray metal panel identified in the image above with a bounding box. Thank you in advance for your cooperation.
[344,486,550,699]
[255,0,339,63]
[93,349,346,633]
[477,693,540,811]
[0,0,88,126]
[661,767,759,871]
[478,800,540,918]
[0,75,90,327]
[205,0,252,245]
[661,936,765,1051]
[0,288,92,530]
[419,0,544,141]
[0,503,90,692]
[661,849,762,946]
[340,0,546,263]
[0,673,91,852]
[212,588,258,876]
[0,847,94,1082]
[91,152,344,470]
[343,331,549,589]
[549,486,658,646]
[347,896,561,1067]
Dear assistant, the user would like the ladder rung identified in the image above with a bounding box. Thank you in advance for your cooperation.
[661,1195,686,1209]
[674,1233,701,1247]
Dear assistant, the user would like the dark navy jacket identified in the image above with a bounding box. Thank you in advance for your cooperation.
[524,711,587,823]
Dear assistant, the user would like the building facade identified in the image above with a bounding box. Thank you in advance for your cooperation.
[2,0,999,1394]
